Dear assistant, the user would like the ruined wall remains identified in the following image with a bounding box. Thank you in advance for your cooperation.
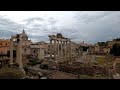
[58,64,109,76]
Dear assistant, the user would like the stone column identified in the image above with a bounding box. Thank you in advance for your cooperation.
[71,43,73,55]
[15,35,22,69]
[87,49,89,53]
[16,41,19,64]
[18,37,22,69]
[57,40,59,57]
[10,38,13,65]
[66,41,68,57]
[73,44,75,55]
[18,35,25,75]
[69,41,72,58]
[60,41,63,57]
[50,39,52,59]
[54,39,56,61]
[63,41,65,58]
[38,48,45,60]
[64,41,67,57]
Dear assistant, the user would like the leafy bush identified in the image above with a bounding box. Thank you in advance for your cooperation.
[80,46,89,51]
[97,42,107,46]
[28,59,37,66]
[40,64,48,69]
[23,66,29,72]
[110,44,120,56]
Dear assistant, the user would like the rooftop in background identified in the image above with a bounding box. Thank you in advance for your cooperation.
[31,41,47,45]
[79,41,94,46]
[0,39,10,41]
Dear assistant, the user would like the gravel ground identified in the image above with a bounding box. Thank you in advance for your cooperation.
[0,66,24,79]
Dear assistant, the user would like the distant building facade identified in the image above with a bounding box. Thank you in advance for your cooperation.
[0,39,10,54]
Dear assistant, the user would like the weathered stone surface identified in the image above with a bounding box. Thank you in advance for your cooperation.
[113,73,120,79]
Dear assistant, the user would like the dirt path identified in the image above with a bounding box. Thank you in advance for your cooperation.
[50,71,78,79]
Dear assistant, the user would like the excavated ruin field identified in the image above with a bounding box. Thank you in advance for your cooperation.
[0,65,24,79]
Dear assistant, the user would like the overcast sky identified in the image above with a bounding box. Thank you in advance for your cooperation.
[0,11,120,44]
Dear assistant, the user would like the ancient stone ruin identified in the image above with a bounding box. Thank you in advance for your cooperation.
[10,32,25,75]
[48,33,77,61]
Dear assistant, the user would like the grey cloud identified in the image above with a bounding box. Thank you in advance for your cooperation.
[22,17,58,34]
[71,11,120,43]
[58,28,89,43]
[23,17,44,25]
[0,30,17,38]
[0,15,57,42]
[47,17,57,24]
[29,35,49,42]
[1,11,120,44]
[75,11,114,24]
[0,16,25,38]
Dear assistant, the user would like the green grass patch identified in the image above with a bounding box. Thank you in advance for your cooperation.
[95,56,106,65]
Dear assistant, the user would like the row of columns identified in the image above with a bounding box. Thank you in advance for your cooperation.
[10,35,23,69]
[49,39,72,60]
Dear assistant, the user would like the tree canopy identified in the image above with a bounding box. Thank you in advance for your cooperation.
[80,46,89,51]
[110,43,120,56]
[113,38,120,41]
[97,42,107,46]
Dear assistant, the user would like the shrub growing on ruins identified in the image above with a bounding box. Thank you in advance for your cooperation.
[28,59,37,66]
[23,66,29,72]
[97,42,107,46]
[80,46,89,51]
[110,44,120,56]
[40,64,48,69]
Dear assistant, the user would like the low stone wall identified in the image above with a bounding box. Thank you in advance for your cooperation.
[58,65,109,76]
